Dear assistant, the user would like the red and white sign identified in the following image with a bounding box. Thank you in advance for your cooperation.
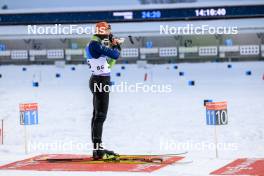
[19,103,38,112]
[0,154,184,172]
[206,101,227,110]
[211,158,264,175]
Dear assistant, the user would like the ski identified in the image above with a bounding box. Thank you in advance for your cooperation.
[44,157,164,164]
[35,152,187,164]
[119,151,188,157]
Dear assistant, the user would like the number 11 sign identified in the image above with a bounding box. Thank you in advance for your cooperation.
[205,101,228,158]
[206,101,228,125]
[19,103,38,154]
[20,103,38,125]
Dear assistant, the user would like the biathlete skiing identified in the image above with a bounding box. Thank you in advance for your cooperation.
[85,21,123,160]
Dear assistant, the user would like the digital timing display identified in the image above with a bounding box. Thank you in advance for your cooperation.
[195,8,227,17]
[0,4,263,25]
[141,11,161,19]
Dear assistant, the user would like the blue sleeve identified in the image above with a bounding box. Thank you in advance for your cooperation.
[91,41,120,60]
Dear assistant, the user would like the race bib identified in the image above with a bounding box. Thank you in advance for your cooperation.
[87,57,110,75]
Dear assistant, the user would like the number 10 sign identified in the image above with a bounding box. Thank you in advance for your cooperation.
[20,103,38,125]
[206,101,228,125]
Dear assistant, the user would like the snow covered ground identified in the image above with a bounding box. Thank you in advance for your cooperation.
[0,61,264,175]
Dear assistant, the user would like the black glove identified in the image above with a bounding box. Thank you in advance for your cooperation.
[109,33,114,43]
[112,43,121,51]
[109,33,121,51]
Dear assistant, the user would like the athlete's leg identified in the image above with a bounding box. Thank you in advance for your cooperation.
[92,77,109,144]
[91,96,95,142]
[89,75,110,144]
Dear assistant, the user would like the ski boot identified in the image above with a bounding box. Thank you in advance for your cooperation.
[93,149,119,160]
[92,143,119,160]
